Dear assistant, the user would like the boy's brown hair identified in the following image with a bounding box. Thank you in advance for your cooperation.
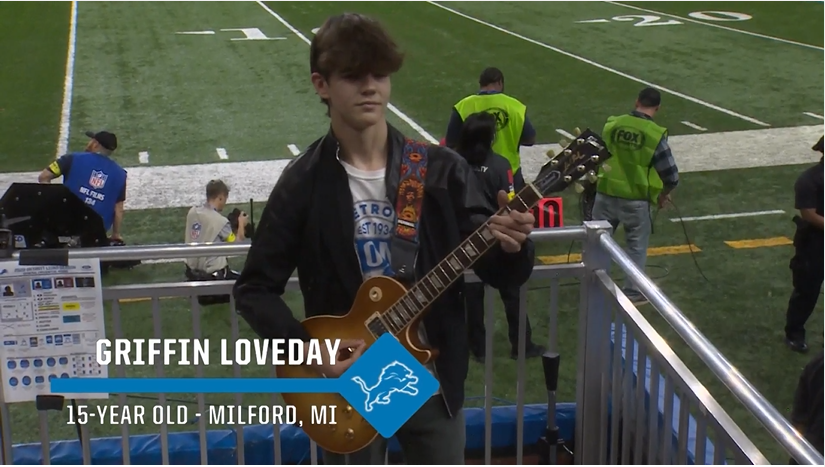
[310,13,405,113]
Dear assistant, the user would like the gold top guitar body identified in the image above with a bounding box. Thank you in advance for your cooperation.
[276,129,612,454]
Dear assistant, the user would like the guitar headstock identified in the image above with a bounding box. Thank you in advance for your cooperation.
[532,128,613,197]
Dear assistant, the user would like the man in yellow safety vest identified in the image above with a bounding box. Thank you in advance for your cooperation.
[445,67,536,191]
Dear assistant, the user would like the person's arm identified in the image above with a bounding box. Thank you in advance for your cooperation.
[447,150,535,290]
[111,180,126,240]
[217,217,246,243]
[444,108,464,149]
[519,114,536,146]
[795,173,824,230]
[38,154,73,183]
[232,160,312,342]
[650,134,679,206]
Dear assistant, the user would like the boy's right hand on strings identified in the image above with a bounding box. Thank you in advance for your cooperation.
[307,339,366,378]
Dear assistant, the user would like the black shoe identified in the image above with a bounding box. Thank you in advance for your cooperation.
[785,338,809,353]
[511,343,546,360]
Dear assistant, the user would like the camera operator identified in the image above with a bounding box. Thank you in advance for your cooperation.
[184,180,248,281]
[784,136,824,353]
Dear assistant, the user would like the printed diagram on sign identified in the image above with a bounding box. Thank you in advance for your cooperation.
[0,258,109,403]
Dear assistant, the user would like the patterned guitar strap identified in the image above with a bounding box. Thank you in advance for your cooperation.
[389,138,429,285]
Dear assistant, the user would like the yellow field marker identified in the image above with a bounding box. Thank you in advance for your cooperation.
[537,244,700,265]
[724,236,793,249]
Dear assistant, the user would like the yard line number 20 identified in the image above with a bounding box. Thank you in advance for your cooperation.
[591,11,752,27]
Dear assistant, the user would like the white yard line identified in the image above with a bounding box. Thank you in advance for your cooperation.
[56,1,78,158]
[2,126,819,212]
[143,258,186,264]
[681,121,707,131]
[175,31,215,35]
[606,1,824,52]
[138,151,150,164]
[671,210,786,223]
[427,1,771,128]
[555,129,575,140]
[254,0,438,144]
[803,112,823,120]
[216,148,229,160]
[519,124,822,185]
[287,144,300,156]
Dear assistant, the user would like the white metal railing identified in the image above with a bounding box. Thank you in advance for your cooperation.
[0,223,819,465]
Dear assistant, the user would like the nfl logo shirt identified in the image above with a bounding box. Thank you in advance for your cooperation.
[89,170,108,189]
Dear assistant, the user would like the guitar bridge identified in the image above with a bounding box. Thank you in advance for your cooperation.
[365,313,390,339]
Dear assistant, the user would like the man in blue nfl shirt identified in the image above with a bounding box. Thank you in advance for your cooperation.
[38,130,128,241]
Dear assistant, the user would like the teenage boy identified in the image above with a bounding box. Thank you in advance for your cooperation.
[233,13,536,465]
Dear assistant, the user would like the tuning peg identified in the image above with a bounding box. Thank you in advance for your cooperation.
[601,163,611,173]
[545,149,556,159]
[577,164,586,172]
[563,175,572,183]
[559,138,570,148]
[573,127,582,137]
[573,182,584,194]
[586,171,598,183]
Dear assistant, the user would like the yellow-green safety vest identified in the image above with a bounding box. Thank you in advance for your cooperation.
[454,92,526,173]
[596,114,667,203]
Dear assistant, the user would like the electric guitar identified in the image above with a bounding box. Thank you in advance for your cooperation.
[276,129,613,454]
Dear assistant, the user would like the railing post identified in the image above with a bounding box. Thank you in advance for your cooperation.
[574,220,613,465]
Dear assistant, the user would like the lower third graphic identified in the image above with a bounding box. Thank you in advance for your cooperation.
[50,334,440,439]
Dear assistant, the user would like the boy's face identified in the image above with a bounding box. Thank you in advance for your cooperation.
[312,72,390,130]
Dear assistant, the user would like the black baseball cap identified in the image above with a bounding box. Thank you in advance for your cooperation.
[813,136,823,153]
[85,131,118,151]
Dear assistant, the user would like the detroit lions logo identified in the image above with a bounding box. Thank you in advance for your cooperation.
[351,361,419,413]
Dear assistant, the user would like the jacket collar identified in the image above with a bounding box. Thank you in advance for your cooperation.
[321,121,405,207]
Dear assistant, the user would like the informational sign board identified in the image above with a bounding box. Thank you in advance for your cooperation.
[0,258,108,403]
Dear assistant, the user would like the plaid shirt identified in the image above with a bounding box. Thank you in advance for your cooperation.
[631,110,679,188]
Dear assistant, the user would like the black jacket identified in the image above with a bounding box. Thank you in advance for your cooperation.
[232,123,535,416]
[468,149,515,205]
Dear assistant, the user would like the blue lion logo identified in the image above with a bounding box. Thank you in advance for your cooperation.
[351,361,419,413]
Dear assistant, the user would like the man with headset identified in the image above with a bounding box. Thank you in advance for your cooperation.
[592,87,679,305]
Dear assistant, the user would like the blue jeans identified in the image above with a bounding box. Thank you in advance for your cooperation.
[591,193,652,295]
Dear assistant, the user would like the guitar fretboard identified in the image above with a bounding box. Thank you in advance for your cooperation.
[377,184,544,334]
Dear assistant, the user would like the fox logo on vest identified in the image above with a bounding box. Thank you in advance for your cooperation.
[339,334,440,438]
[612,127,646,150]
[485,107,510,130]
[89,170,108,189]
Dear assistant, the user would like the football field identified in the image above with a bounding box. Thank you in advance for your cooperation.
[1,1,823,462]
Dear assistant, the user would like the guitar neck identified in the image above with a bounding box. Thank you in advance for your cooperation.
[379,184,545,334]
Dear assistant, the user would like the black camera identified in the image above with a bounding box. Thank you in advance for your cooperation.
[228,208,255,238]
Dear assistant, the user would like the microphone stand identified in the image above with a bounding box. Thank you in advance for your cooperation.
[537,351,561,465]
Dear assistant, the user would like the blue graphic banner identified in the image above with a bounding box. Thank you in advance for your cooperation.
[51,378,340,393]
[50,334,440,438]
